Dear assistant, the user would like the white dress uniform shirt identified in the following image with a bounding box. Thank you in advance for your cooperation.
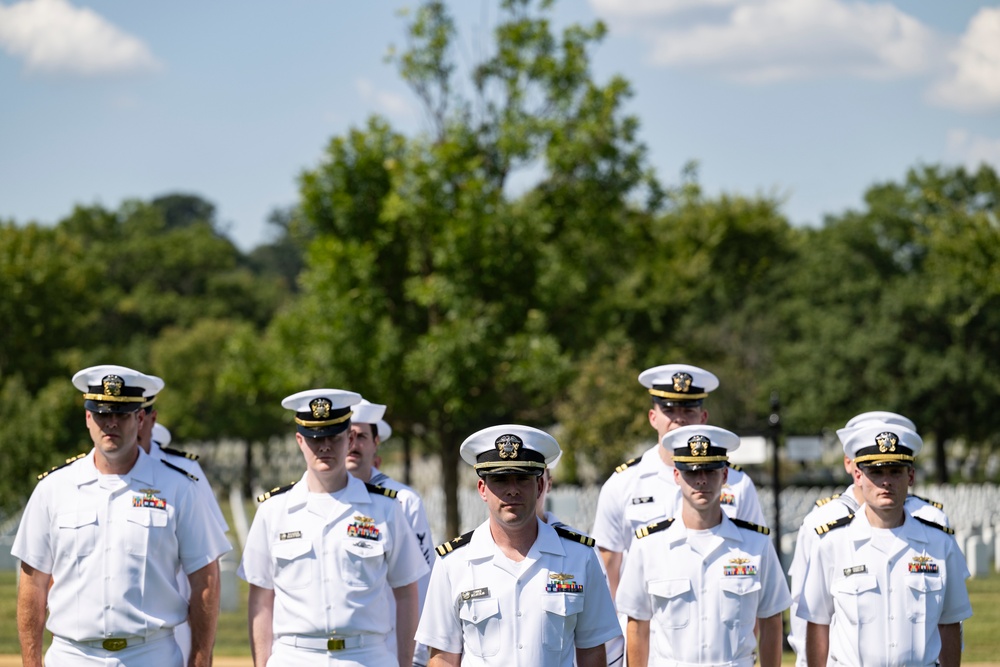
[787,488,951,666]
[616,513,790,667]
[415,518,621,667]
[592,444,767,556]
[797,507,972,667]
[11,447,232,641]
[238,471,429,641]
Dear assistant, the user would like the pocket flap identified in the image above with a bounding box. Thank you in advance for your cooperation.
[833,573,878,595]
[648,578,691,599]
[540,592,586,616]
[272,537,314,561]
[906,574,943,593]
[58,510,98,529]
[343,539,385,558]
[719,577,762,596]
[458,597,500,623]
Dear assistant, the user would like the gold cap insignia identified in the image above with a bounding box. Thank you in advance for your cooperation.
[102,375,124,396]
[310,397,332,419]
[495,434,522,460]
[688,434,710,456]
[876,431,898,453]
[672,372,693,393]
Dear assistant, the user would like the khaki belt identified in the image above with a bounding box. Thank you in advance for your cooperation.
[66,627,174,652]
[277,633,386,651]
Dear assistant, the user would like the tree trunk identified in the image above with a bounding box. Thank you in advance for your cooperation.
[244,439,253,497]
[935,435,949,484]
[441,433,461,538]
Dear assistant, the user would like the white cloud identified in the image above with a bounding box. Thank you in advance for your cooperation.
[356,78,414,118]
[927,7,1000,113]
[592,0,943,84]
[945,129,1000,170]
[0,0,159,76]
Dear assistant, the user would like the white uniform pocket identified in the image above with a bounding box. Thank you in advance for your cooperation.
[648,578,693,629]
[57,510,98,557]
[905,574,943,622]
[831,574,878,624]
[459,597,501,657]
[541,593,585,651]
[340,539,386,588]
[719,577,761,625]
[125,508,168,556]
[272,538,315,590]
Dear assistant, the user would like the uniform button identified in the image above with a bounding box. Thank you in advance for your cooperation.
[517,611,522,617]
[473,616,478,621]
[889,615,894,620]
[518,644,523,649]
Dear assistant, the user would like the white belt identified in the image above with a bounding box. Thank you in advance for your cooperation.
[65,627,174,652]
[277,633,387,651]
[659,660,754,667]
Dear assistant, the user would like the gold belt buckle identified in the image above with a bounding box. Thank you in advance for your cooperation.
[102,638,128,651]
[327,637,346,651]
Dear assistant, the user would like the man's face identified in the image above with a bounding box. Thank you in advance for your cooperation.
[674,466,727,511]
[136,408,156,452]
[854,464,913,511]
[347,423,379,475]
[86,409,143,461]
[297,429,353,476]
[650,403,708,441]
[478,473,543,530]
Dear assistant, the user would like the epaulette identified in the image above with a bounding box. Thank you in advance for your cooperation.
[257,482,296,503]
[727,461,744,472]
[435,530,475,557]
[159,446,200,461]
[635,518,674,539]
[914,516,954,535]
[615,457,641,474]
[161,459,199,482]
[814,493,842,507]
[365,482,398,499]
[815,513,854,535]
[731,518,770,535]
[909,494,943,510]
[37,452,88,481]
[554,525,596,547]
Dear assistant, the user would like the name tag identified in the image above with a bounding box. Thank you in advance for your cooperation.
[632,497,654,505]
[843,564,867,577]
[461,587,490,601]
[279,531,302,540]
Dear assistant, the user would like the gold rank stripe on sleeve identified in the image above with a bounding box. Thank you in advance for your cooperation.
[365,482,398,499]
[161,460,199,482]
[635,518,674,539]
[727,461,744,472]
[731,518,771,535]
[36,452,88,481]
[435,530,475,557]
[615,457,640,474]
[257,482,296,503]
[814,493,842,507]
[553,525,596,547]
[159,446,200,461]
[908,493,944,510]
[815,513,855,535]
[914,516,955,534]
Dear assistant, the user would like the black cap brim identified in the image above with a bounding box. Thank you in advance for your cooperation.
[85,400,142,414]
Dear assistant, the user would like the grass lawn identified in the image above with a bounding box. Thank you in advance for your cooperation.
[2,554,998,660]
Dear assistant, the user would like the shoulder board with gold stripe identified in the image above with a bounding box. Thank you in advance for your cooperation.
[159,446,200,461]
[257,482,296,503]
[908,494,943,510]
[435,530,475,557]
[815,513,854,535]
[365,482,398,499]
[36,452,88,481]
[615,457,641,474]
[914,516,954,535]
[635,518,674,539]
[814,493,842,507]
[554,525,596,547]
[161,459,198,482]
[731,518,770,535]
[727,461,744,472]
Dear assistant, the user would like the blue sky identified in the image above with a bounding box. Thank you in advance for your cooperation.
[1,0,998,251]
